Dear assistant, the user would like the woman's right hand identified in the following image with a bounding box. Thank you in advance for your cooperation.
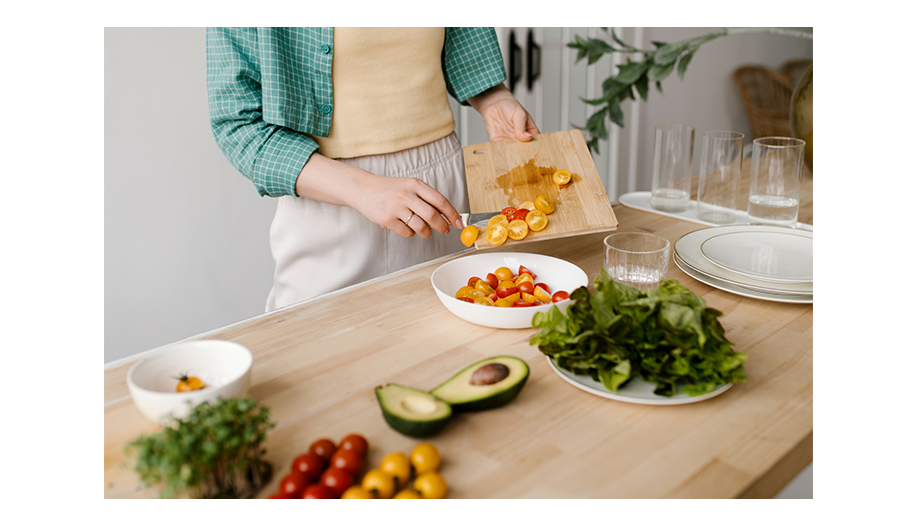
[295,153,464,239]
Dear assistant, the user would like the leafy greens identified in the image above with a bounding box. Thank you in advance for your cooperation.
[530,269,747,396]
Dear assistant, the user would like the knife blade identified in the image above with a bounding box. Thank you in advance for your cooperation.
[460,212,500,228]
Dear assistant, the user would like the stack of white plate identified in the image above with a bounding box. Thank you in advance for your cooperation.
[673,225,813,304]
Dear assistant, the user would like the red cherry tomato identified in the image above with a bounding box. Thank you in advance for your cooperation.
[496,286,519,298]
[330,448,364,475]
[517,281,535,295]
[309,438,337,465]
[513,301,536,307]
[488,293,498,302]
[320,467,354,498]
[457,297,474,303]
[268,493,288,499]
[301,484,336,499]
[510,208,530,222]
[338,434,369,458]
[485,273,499,289]
[467,276,482,287]
[278,472,308,498]
[291,452,324,483]
[552,291,570,302]
[534,282,551,293]
[501,206,517,217]
[518,265,537,279]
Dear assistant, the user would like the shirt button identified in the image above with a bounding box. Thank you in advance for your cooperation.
[321,104,332,114]
[320,44,331,54]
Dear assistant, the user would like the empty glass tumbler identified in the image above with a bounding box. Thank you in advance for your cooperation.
[697,131,745,224]
[747,137,806,227]
[651,124,695,213]
[603,232,671,290]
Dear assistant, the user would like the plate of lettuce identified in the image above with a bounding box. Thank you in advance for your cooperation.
[530,269,747,405]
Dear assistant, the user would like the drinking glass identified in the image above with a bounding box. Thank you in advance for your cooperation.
[651,124,694,213]
[697,131,745,224]
[603,232,670,290]
[747,137,806,227]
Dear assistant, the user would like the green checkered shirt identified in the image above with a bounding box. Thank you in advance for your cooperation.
[207,27,506,197]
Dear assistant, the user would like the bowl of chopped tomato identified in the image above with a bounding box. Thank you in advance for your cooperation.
[431,252,588,329]
[126,339,253,423]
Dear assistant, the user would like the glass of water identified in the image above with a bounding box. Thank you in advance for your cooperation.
[651,124,695,213]
[747,137,806,227]
[697,131,745,224]
[603,232,671,290]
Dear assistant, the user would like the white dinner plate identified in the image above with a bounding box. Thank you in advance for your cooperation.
[546,356,733,405]
[675,253,813,304]
[701,231,813,283]
[675,226,813,295]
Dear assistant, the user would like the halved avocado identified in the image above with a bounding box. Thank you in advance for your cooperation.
[430,356,529,412]
[375,384,452,438]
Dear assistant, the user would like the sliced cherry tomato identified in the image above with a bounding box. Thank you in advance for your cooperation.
[467,276,482,287]
[510,208,530,222]
[457,297,474,303]
[485,273,499,289]
[496,285,519,298]
[518,281,535,295]
[553,169,572,186]
[525,209,548,232]
[460,225,479,247]
[301,484,336,499]
[534,282,551,293]
[291,452,324,483]
[494,267,515,281]
[522,292,538,304]
[533,285,553,303]
[519,201,536,212]
[278,472,308,498]
[174,373,206,392]
[474,280,495,295]
[514,273,534,286]
[487,293,498,302]
[501,206,517,218]
[506,219,528,240]
[320,467,354,498]
[494,298,514,308]
[309,438,337,465]
[455,286,484,299]
[535,195,555,214]
[330,448,364,476]
[497,279,516,289]
[473,296,495,306]
[513,300,536,307]
[552,290,571,302]
[487,214,508,228]
[485,223,508,246]
[518,265,537,279]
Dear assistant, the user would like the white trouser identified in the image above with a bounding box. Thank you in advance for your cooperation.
[265,132,468,312]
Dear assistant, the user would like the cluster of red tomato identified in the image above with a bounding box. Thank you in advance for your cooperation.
[454,264,570,308]
[270,434,368,499]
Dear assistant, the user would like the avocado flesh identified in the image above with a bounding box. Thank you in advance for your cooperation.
[430,356,529,412]
[375,384,452,438]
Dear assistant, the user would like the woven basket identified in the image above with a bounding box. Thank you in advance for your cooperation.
[732,65,794,140]
[781,59,813,90]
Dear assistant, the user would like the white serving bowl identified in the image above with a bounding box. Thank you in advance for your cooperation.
[127,340,253,423]
[431,252,589,329]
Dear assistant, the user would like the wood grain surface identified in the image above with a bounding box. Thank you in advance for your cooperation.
[463,129,618,249]
[104,180,813,499]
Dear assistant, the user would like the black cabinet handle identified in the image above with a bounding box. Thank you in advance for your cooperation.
[526,29,541,92]
[508,29,522,93]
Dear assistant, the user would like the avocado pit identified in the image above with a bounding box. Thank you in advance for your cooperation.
[469,363,510,385]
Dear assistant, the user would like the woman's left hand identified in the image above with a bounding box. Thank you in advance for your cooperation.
[467,84,540,142]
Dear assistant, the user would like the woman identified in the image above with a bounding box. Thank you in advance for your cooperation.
[207,27,539,311]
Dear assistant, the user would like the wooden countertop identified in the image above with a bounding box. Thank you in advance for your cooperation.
[104,172,813,499]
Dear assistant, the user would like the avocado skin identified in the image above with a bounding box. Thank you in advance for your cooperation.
[374,384,452,438]
[430,356,530,413]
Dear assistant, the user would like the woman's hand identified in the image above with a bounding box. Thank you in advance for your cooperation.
[295,153,464,239]
[467,84,540,142]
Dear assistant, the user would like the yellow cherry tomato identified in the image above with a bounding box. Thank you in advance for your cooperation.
[494,267,515,281]
[494,298,514,308]
[534,195,555,214]
[498,279,516,289]
[341,486,374,499]
[474,280,495,295]
[506,219,529,240]
[473,296,495,306]
[379,452,412,489]
[362,469,396,499]
[553,169,572,186]
[485,224,507,246]
[410,443,441,474]
[460,225,479,247]
[393,488,423,499]
[514,273,534,286]
[413,471,448,499]
[487,214,508,228]
[533,285,553,303]
[519,200,536,212]
[522,292,538,304]
[455,286,484,300]
[525,209,549,232]
[503,292,521,304]
[175,373,206,392]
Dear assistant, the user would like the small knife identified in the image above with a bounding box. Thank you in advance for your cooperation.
[460,212,499,229]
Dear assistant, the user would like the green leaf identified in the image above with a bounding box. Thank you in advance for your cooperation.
[607,100,625,128]
[676,47,697,80]
[598,359,631,391]
[653,42,689,65]
[648,61,676,82]
[615,60,650,84]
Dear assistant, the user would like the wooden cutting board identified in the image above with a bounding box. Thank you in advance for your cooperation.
[463,129,617,249]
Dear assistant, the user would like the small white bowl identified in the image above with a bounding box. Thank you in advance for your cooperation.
[127,340,253,423]
[431,252,589,329]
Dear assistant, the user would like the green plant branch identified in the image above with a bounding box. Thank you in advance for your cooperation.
[568,27,812,154]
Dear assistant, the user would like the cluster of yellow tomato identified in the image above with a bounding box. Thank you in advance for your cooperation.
[342,443,447,499]
[454,264,568,308]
